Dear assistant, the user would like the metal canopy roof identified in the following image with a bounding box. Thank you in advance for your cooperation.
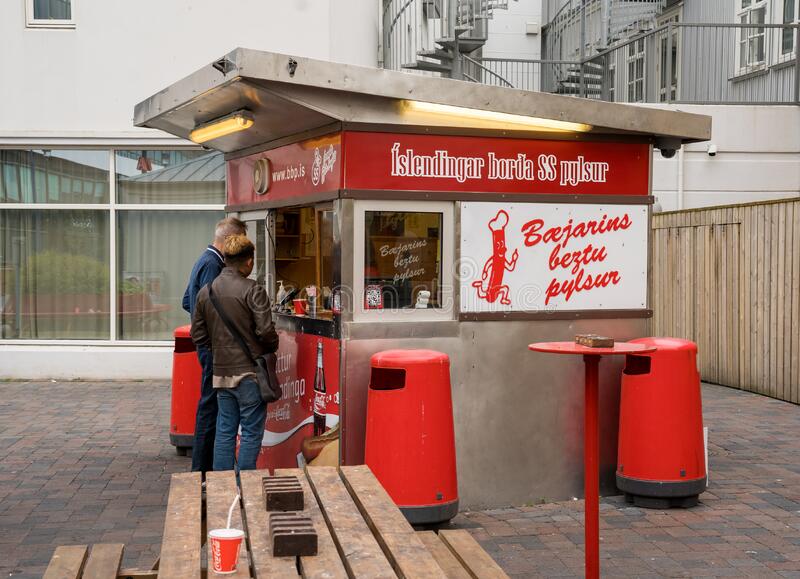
[134,48,711,154]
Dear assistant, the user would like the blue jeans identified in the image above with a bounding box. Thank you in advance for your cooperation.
[191,346,217,473]
[213,377,267,471]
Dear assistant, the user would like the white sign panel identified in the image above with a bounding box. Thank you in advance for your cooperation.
[460,202,648,312]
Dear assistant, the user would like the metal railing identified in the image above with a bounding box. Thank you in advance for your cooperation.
[382,0,452,72]
[541,0,665,61]
[475,23,800,105]
[382,0,508,73]
[460,54,514,87]
[463,58,574,92]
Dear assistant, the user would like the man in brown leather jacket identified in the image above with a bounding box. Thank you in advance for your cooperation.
[191,234,279,471]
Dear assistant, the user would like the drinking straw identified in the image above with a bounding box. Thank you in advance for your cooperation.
[226,494,240,530]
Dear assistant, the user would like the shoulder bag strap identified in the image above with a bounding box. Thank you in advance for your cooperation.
[208,280,256,364]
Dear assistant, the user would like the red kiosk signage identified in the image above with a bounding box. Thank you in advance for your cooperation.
[257,334,340,469]
[227,134,343,207]
[227,131,650,204]
[343,131,650,196]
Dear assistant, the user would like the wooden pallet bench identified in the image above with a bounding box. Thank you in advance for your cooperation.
[43,543,159,579]
[45,465,507,578]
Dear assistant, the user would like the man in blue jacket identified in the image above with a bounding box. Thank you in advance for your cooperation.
[182,216,246,473]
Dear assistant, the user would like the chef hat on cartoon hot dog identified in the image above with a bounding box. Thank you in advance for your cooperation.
[488,209,509,232]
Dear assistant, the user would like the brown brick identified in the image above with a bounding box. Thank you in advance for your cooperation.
[269,512,317,557]
[262,476,304,512]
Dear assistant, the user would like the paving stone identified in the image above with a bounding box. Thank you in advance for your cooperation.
[2,381,800,578]
[0,382,188,579]
[446,383,800,578]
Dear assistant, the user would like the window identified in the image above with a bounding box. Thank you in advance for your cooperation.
[353,200,454,322]
[626,38,645,102]
[0,210,109,339]
[364,211,443,310]
[658,15,679,102]
[26,0,74,28]
[271,205,335,317]
[783,0,798,56]
[0,148,225,342]
[0,150,108,203]
[737,0,767,70]
[606,65,616,102]
[117,211,223,340]
[115,150,224,204]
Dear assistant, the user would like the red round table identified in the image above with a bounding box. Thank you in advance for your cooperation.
[528,341,656,579]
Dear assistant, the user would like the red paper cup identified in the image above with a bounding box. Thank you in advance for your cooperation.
[293,298,307,315]
[208,528,244,574]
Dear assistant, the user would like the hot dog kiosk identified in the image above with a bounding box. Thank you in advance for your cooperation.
[135,49,710,509]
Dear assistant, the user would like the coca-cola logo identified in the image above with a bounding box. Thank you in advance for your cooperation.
[313,390,326,414]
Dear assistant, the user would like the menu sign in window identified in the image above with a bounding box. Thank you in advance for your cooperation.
[364,211,443,309]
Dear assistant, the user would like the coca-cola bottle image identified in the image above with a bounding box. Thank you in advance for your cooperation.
[313,342,327,436]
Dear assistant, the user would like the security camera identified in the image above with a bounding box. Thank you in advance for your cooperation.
[655,137,681,159]
[707,144,717,157]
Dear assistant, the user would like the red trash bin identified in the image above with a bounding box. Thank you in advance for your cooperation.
[170,325,202,456]
[617,337,706,508]
[365,349,458,524]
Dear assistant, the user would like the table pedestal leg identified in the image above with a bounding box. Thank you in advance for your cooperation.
[583,354,600,579]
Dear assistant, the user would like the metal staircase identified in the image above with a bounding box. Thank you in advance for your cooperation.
[540,0,664,98]
[382,0,510,79]
[542,0,665,60]
[553,60,604,97]
[609,0,666,41]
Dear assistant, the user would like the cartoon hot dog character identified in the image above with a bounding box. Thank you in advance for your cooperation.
[472,209,518,305]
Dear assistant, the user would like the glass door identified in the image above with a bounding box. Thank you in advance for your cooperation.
[239,212,268,288]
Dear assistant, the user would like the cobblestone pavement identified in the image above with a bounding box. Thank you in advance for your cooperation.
[0,381,798,578]
[451,384,800,577]
[0,382,183,578]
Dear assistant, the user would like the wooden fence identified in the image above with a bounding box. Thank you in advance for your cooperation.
[650,198,800,404]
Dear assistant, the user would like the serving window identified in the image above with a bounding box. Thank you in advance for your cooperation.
[270,204,335,317]
[354,200,454,322]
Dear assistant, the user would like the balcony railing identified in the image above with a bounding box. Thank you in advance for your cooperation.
[469,23,800,105]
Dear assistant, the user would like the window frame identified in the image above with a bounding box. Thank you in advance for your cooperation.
[0,145,225,345]
[352,199,454,323]
[779,0,799,61]
[625,37,646,103]
[736,0,768,73]
[656,12,681,103]
[25,0,76,29]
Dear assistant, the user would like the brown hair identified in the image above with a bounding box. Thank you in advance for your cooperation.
[223,234,255,267]
[214,217,246,243]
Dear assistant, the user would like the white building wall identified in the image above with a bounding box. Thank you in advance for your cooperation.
[0,345,173,380]
[479,0,543,91]
[482,0,542,60]
[0,0,379,141]
[646,105,800,211]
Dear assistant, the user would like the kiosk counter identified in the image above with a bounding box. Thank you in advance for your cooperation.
[135,49,710,509]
